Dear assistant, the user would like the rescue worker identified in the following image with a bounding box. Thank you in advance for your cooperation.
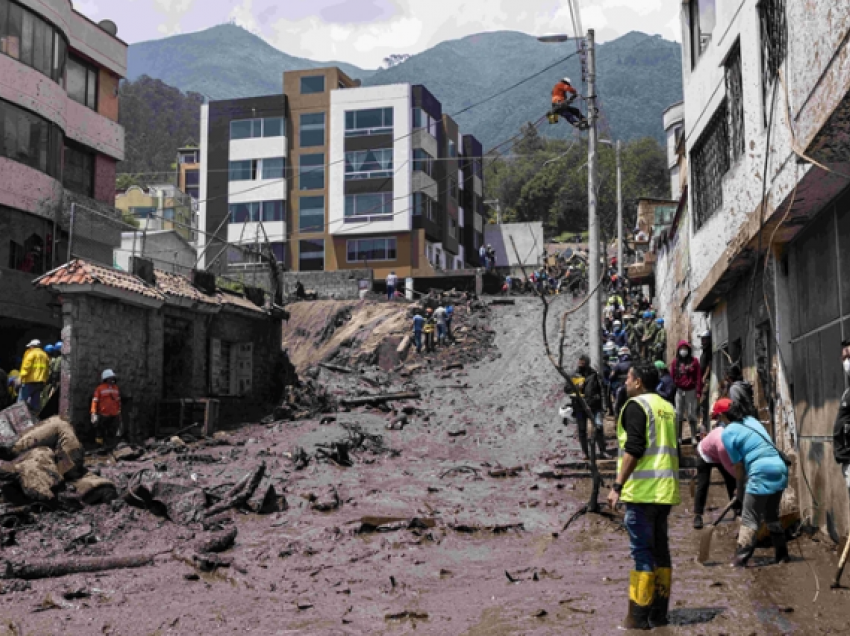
[640,312,659,361]
[610,346,633,420]
[40,344,55,408]
[833,339,850,502]
[633,313,646,360]
[608,363,679,629]
[412,311,425,354]
[567,354,608,460]
[625,315,640,354]
[19,340,49,414]
[91,369,122,447]
[611,320,628,348]
[655,360,676,405]
[692,398,740,529]
[652,318,667,362]
[549,77,588,129]
[423,308,436,353]
[670,340,702,445]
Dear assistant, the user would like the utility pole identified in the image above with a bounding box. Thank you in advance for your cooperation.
[586,29,601,370]
[616,140,623,279]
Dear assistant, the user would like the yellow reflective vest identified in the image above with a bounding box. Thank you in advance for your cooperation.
[20,348,50,384]
[616,393,680,505]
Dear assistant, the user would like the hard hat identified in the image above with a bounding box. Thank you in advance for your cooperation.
[54,341,63,351]
[562,77,571,85]
[26,339,41,348]
[656,318,665,325]
[603,341,616,352]
[654,360,668,372]
[101,369,116,381]
[700,330,711,339]
[618,346,630,356]
[613,320,622,327]
[643,311,652,319]
[44,344,55,354]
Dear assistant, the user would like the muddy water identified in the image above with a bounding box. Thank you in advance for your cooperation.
[1,297,848,635]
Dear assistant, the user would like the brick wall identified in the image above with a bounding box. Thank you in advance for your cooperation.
[282,269,372,300]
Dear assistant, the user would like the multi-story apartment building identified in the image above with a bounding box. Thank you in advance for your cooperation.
[177,144,200,201]
[655,0,850,539]
[0,0,126,368]
[197,67,485,280]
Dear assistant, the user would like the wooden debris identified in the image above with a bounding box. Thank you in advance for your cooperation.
[204,462,266,518]
[3,553,157,580]
[340,392,421,407]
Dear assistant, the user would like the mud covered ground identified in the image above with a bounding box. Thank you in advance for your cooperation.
[1,297,849,635]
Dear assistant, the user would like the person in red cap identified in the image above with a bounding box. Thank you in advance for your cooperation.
[691,398,740,529]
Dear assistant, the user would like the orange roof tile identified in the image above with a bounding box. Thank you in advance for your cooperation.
[154,270,220,305]
[218,291,265,314]
[35,260,165,301]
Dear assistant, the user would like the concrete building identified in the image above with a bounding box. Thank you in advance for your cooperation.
[177,144,200,201]
[0,0,126,371]
[484,222,544,274]
[114,230,196,276]
[196,67,485,285]
[114,184,195,242]
[655,0,850,539]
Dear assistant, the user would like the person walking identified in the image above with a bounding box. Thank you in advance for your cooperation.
[568,354,608,460]
[433,305,448,346]
[608,363,680,629]
[692,398,740,529]
[445,304,454,340]
[652,318,667,362]
[670,340,702,446]
[91,369,123,447]
[655,361,676,405]
[722,384,789,567]
[609,347,633,420]
[423,308,436,353]
[19,340,49,414]
[640,312,659,361]
[412,311,425,354]
[386,271,398,301]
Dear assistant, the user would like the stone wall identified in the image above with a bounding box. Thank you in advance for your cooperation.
[282,269,372,300]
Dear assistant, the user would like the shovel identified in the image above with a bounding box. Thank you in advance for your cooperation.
[831,532,850,588]
[698,498,738,564]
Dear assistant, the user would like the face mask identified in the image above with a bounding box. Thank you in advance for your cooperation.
[678,349,688,357]
[844,359,850,376]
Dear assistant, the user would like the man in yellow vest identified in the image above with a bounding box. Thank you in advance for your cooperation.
[607,363,680,630]
[19,340,50,414]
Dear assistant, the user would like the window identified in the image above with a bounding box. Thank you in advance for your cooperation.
[413,148,434,177]
[229,160,256,181]
[185,169,199,186]
[261,157,285,180]
[345,108,393,137]
[130,206,156,219]
[299,195,324,233]
[0,0,66,83]
[66,54,98,110]
[299,239,324,271]
[300,75,325,94]
[691,100,730,230]
[412,108,439,137]
[413,192,436,221]
[448,216,457,239]
[345,192,392,221]
[299,112,325,147]
[347,238,397,263]
[228,200,284,223]
[261,200,283,222]
[448,139,457,158]
[270,242,285,262]
[688,0,716,68]
[725,42,745,162]
[179,150,198,164]
[299,153,324,190]
[758,0,787,109]
[230,117,284,140]
[345,148,393,180]
[63,141,94,197]
[449,178,458,202]
[0,98,63,177]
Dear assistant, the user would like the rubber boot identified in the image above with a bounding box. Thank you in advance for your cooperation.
[771,531,790,564]
[731,526,757,567]
[578,429,590,460]
[594,427,609,459]
[649,567,671,627]
[623,570,654,630]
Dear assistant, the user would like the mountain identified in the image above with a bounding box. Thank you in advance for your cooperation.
[126,25,682,147]
[126,24,375,98]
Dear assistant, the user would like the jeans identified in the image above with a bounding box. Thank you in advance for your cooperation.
[575,409,606,457]
[437,324,446,343]
[18,382,44,413]
[446,317,453,339]
[387,284,395,300]
[553,102,583,125]
[694,456,737,515]
[740,491,783,534]
[424,331,434,352]
[624,503,672,572]
[414,330,422,353]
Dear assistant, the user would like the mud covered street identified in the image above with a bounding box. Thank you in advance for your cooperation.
[0,298,848,635]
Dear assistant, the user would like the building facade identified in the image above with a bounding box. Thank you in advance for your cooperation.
[114,184,195,241]
[656,0,850,539]
[0,0,126,370]
[196,68,485,281]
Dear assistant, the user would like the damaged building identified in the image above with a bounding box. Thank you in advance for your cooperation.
[652,0,850,540]
[32,258,287,441]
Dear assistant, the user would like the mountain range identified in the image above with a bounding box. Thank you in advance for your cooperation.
[126,24,683,149]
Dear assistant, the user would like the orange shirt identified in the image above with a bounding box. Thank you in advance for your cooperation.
[91,382,121,417]
[552,82,577,104]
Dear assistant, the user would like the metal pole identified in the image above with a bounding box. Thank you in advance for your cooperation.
[496,201,502,225]
[616,140,623,279]
[67,202,75,262]
[586,29,601,370]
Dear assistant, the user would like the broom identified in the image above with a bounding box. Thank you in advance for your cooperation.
[830,532,850,588]
[698,498,738,564]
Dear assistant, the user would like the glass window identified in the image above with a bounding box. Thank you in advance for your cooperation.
[260,200,284,222]
[300,75,325,94]
[448,216,457,238]
[52,32,66,84]
[261,157,285,180]
[449,178,458,201]
[344,108,393,137]
[5,2,22,61]
[66,55,97,110]
[345,148,393,180]
[412,107,438,137]
[413,148,433,176]
[347,238,397,263]
[185,169,199,186]
[229,160,255,181]
[0,98,63,177]
[263,117,284,138]
[448,139,457,158]
[413,192,435,221]
[130,207,156,219]
[229,202,257,224]
[300,112,325,147]
[299,239,324,271]
[299,153,324,191]
[230,120,253,140]
[299,195,324,233]
[344,192,392,220]
[63,142,94,197]
[19,8,30,65]
[270,242,285,262]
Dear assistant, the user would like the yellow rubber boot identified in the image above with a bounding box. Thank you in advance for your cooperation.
[623,570,654,630]
[649,567,671,627]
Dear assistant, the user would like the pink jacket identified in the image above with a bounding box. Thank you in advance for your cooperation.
[697,427,734,474]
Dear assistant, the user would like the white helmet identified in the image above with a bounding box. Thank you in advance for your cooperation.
[101,369,116,381]
[26,339,41,348]
[618,346,631,356]
[613,320,622,327]
[562,77,572,85]
[603,341,616,353]
[559,405,574,420]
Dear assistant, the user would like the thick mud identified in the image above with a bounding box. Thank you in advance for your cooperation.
[0,297,848,635]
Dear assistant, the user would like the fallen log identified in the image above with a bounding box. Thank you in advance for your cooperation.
[193,527,237,554]
[320,363,355,374]
[340,392,421,407]
[397,335,411,355]
[204,462,266,518]
[2,553,157,580]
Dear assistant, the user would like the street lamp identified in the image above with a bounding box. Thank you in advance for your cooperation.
[537,34,582,43]
[599,139,623,278]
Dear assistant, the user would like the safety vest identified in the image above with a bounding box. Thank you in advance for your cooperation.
[616,393,680,505]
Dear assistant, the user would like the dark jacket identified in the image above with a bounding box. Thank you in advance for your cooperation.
[834,388,850,464]
[610,358,632,386]
[657,372,676,404]
[612,330,628,348]
[670,340,702,394]
[568,367,603,413]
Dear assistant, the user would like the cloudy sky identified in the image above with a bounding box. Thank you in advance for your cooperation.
[76,0,683,68]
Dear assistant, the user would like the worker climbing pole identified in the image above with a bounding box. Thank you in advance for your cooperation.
[547,77,589,129]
